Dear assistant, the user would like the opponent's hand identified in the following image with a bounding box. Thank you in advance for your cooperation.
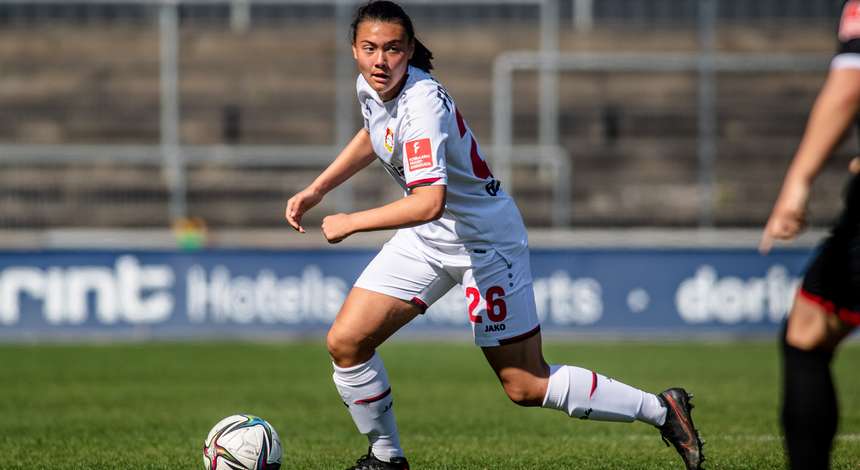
[285,187,323,233]
[759,181,810,254]
[321,213,354,244]
[850,156,860,174]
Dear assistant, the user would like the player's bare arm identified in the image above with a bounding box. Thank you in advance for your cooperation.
[321,185,446,243]
[760,67,860,253]
[285,128,376,233]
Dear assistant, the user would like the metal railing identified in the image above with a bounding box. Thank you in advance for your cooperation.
[0,0,843,229]
[492,52,829,227]
[0,0,563,225]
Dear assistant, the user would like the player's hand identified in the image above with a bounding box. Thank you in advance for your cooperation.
[285,187,323,233]
[321,213,354,244]
[759,181,810,254]
[850,156,860,174]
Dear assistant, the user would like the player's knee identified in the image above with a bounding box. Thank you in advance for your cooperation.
[785,312,830,351]
[501,378,545,407]
[785,324,827,351]
[326,329,363,367]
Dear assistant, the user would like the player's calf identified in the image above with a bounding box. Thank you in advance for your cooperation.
[782,327,837,469]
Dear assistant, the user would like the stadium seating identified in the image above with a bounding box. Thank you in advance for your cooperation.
[0,22,851,228]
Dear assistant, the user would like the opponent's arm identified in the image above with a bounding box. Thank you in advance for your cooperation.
[321,185,446,243]
[760,67,860,253]
[285,129,377,233]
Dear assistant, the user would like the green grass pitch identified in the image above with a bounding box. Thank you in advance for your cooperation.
[1,339,858,469]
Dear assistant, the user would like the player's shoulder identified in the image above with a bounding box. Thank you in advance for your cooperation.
[401,67,452,118]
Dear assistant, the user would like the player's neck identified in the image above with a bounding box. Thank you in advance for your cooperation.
[380,72,410,102]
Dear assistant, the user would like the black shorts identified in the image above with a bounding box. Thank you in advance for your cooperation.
[800,174,860,326]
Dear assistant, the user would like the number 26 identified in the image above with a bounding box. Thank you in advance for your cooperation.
[466,286,507,323]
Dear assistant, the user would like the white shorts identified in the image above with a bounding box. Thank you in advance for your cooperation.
[354,229,541,347]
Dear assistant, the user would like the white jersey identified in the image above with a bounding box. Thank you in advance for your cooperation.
[357,65,528,258]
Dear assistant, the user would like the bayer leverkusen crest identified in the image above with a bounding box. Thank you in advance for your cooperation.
[384,128,394,153]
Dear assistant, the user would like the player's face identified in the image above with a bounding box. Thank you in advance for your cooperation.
[352,20,414,101]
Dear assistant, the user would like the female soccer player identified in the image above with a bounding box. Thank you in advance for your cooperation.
[286,2,703,469]
[761,1,860,467]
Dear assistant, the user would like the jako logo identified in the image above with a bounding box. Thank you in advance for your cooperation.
[675,265,800,324]
[0,256,174,326]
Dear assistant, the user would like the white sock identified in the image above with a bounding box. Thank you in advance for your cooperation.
[332,353,403,461]
[541,364,667,426]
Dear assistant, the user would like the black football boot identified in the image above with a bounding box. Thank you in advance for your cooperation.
[657,388,705,470]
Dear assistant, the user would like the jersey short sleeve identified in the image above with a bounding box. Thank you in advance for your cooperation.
[356,76,373,131]
[835,0,860,69]
[400,89,449,189]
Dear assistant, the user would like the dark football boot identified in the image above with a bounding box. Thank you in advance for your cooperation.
[657,388,705,470]
[345,448,410,470]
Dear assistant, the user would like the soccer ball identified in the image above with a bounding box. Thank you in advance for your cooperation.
[203,414,283,470]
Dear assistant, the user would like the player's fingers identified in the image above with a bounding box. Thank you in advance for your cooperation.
[285,198,295,221]
[285,200,304,232]
[285,211,299,230]
[780,219,802,239]
[762,217,805,253]
[292,213,305,233]
[759,229,774,255]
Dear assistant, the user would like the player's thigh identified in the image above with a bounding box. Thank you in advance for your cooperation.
[788,196,860,350]
[327,286,422,364]
[328,232,457,365]
[786,293,856,351]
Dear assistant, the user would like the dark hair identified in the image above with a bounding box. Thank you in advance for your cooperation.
[350,1,434,72]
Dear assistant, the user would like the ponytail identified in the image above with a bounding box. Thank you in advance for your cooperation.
[351,1,434,72]
[410,38,434,72]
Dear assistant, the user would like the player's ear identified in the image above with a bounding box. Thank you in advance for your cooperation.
[352,43,359,61]
[407,39,415,60]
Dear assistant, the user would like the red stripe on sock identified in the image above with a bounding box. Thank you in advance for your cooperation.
[354,387,392,405]
[589,371,597,398]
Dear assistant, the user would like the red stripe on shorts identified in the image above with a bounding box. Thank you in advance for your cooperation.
[797,288,860,326]
[498,325,541,346]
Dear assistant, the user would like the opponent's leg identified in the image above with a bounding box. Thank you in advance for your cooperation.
[781,292,855,470]
[328,287,421,468]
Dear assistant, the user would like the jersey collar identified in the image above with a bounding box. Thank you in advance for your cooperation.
[358,65,419,107]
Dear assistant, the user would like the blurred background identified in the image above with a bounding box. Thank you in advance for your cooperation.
[0,0,854,338]
[0,0,852,235]
[3,5,860,468]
